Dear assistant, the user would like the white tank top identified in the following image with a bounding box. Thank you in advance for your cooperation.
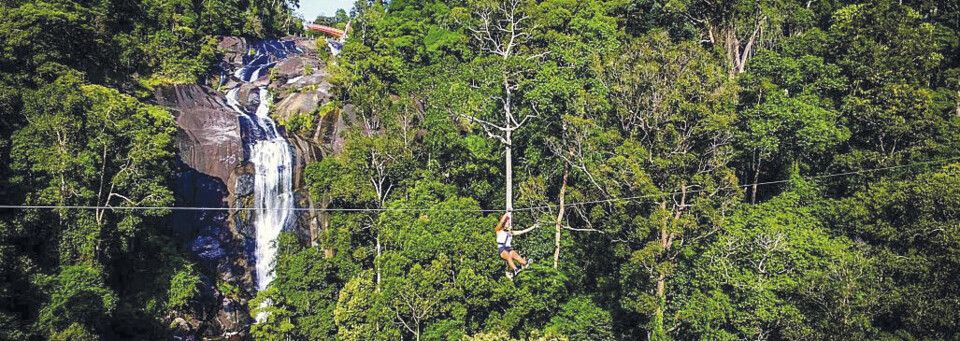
[496,230,513,248]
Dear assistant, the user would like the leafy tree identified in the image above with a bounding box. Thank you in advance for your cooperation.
[458,0,544,216]
[36,264,118,340]
[334,271,400,340]
[828,163,960,338]
[251,234,359,339]
[12,72,176,264]
[544,296,614,341]
[674,183,869,339]
[664,0,807,75]
[249,287,296,340]
[166,266,202,315]
[736,48,850,201]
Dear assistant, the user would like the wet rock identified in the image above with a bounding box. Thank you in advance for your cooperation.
[218,297,250,338]
[218,36,250,68]
[234,195,256,239]
[155,85,243,183]
[235,173,254,198]
[294,37,317,54]
[246,88,261,110]
[232,83,260,110]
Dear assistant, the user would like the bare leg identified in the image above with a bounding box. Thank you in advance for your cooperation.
[501,251,517,270]
[510,251,527,266]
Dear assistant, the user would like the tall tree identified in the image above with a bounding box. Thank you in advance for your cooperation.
[461,0,541,218]
[666,0,801,76]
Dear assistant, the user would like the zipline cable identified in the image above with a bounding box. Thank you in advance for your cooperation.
[0,156,958,213]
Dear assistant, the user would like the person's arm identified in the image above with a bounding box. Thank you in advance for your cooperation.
[511,222,540,236]
[495,214,509,232]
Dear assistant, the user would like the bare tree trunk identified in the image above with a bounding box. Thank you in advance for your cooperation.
[467,0,535,222]
[726,28,738,78]
[651,200,669,340]
[504,71,515,218]
[652,201,669,339]
[653,186,686,340]
[554,167,568,268]
[751,160,761,204]
[736,17,766,74]
[376,233,381,292]
[505,129,513,216]
[718,17,766,76]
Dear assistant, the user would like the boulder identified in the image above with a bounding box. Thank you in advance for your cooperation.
[282,74,327,89]
[234,173,254,198]
[218,36,250,68]
[272,56,322,81]
[274,91,323,122]
[293,36,317,54]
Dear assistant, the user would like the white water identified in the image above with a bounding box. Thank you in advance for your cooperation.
[225,85,295,291]
[250,87,294,290]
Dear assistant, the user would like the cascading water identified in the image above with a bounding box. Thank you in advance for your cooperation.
[224,40,298,291]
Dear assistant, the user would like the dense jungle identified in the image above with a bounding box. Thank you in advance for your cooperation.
[1,0,960,340]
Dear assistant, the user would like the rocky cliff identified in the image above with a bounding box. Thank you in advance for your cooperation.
[155,36,346,339]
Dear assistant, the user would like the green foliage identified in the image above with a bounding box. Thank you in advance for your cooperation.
[4,0,960,340]
[827,163,960,338]
[166,266,201,313]
[675,190,863,339]
[294,0,960,339]
[36,265,118,339]
[334,271,399,340]
[251,235,359,340]
[544,296,614,341]
[249,287,296,340]
[464,330,569,341]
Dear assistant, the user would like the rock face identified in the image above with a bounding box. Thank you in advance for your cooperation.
[158,84,258,338]
[158,36,351,339]
[156,85,243,182]
[269,39,352,244]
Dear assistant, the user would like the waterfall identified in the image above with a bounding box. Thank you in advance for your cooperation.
[249,88,294,291]
[224,41,298,291]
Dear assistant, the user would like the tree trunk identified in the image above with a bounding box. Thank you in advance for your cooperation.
[651,200,670,340]
[653,187,686,340]
[751,160,761,204]
[505,129,513,217]
[554,167,568,268]
[376,233,381,292]
[736,18,765,74]
[504,71,515,219]
[651,271,667,340]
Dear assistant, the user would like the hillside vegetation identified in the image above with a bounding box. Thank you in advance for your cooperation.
[0,0,299,339]
[282,1,960,340]
[2,0,960,340]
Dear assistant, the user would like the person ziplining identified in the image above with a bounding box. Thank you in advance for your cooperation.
[495,214,534,279]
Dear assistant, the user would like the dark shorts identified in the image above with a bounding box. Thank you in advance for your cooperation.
[498,246,512,255]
